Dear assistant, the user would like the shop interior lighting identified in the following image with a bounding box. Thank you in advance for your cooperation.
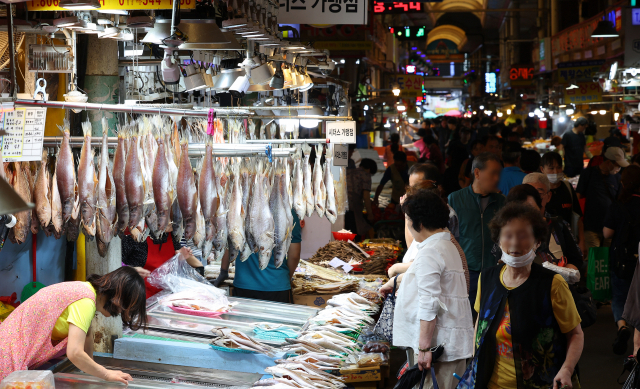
[506,109,511,114]
[97,9,129,15]
[609,62,618,80]
[397,104,406,112]
[566,108,574,115]
[99,27,120,38]
[615,113,620,121]
[392,83,401,96]
[559,117,566,123]
[59,0,101,9]
[497,112,503,117]
[479,105,484,109]
[590,110,598,114]
[384,122,391,128]
[591,20,619,38]
[566,84,579,90]
[599,110,607,115]
[473,111,476,115]
[528,112,534,117]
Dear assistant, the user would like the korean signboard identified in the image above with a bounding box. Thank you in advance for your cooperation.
[327,121,356,144]
[485,72,497,93]
[509,65,535,87]
[385,74,424,97]
[279,0,368,25]
[1,108,47,162]
[333,144,349,166]
[27,0,194,11]
[563,82,602,104]
[557,60,605,84]
[373,1,423,14]
[389,26,428,41]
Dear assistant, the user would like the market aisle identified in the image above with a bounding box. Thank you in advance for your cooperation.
[580,304,628,388]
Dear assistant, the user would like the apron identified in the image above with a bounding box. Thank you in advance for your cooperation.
[0,282,95,380]
[144,236,177,298]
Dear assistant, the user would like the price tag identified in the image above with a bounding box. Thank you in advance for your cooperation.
[326,121,356,144]
[333,144,348,166]
[27,0,194,11]
[1,108,47,162]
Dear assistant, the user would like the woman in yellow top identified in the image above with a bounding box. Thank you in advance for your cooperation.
[0,267,147,384]
[456,203,584,389]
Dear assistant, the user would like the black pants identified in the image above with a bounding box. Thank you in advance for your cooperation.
[233,287,292,303]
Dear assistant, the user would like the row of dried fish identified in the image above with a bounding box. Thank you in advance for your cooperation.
[3,117,347,269]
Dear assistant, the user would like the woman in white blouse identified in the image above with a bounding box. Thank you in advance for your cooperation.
[380,189,474,389]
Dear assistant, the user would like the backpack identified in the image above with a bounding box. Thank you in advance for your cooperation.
[612,203,640,281]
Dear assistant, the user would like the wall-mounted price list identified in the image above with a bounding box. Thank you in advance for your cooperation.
[1,107,47,162]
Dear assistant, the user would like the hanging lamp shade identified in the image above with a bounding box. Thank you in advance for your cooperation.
[591,20,618,38]
[142,19,229,45]
[59,0,101,9]
[214,68,245,91]
[180,32,243,50]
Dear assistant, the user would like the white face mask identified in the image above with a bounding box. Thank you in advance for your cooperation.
[547,173,563,184]
[500,246,538,268]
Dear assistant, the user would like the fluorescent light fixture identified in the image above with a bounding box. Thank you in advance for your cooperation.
[610,61,618,80]
[97,9,128,15]
[591,20,619,38]
[599,110,606,115]
[59,0,101,9]
[566,84,579,90]
[566,108,574,115]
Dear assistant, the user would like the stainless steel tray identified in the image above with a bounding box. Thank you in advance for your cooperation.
[54,356,262,388]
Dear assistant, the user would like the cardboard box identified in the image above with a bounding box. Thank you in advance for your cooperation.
[292,293,337,308]
[339,365,382,383]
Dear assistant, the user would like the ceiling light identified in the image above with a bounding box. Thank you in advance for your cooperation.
[397,105,406,112]
[99,27,119,38]
[599,110,606,115]
[590,110,597,115]
[528,112,534,117]
[614,112,620,121]
[506,109,511,114]
[222,18,248,29]
[479,105,484,109]
[59,0,101,9]
[142,19,229,46]
[127,16,154,28]
[392,83,400,96]
[497,112,503,117]
[270,66,285,89]
[566,108,574,115]
[566,84,579,90]
[591,20,619,38]
[559,117,566,123]
[184,64,207,92]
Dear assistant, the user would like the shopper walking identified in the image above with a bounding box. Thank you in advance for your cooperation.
[562,117,589,178]
[576,146,627,253]
[344,158,377,240]
[603,165,640,355]
[540,152,584,244]
[374,151,411,207]
[448,152,505,308]
[458,203,584,389]
[497,142,527,195]
[381,189,473,389]
[384,133,404,165]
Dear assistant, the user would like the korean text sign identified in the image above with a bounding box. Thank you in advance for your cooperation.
[279,0,368,25]
[386,74,424,97]
[327,121,356,144]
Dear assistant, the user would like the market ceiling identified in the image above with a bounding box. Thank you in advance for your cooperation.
[400,0,540,54]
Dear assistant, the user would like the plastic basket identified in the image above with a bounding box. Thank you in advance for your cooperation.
[169,305,225,318]
[332,232,357,241]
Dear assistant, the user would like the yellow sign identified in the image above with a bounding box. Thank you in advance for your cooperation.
[385,74,424,97]
[27,0,194,11]
[313,41,373,51]
[563,82,602,104]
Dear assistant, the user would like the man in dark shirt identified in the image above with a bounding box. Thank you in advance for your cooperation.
[562,117,589,177]
[576,146,628,254]
[374,151,411,206]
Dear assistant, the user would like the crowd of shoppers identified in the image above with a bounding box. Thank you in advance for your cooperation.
[372,115,640,389]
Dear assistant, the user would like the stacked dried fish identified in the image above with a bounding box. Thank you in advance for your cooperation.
[308,241,367,264]
[95,118,117,256]
[78,121,97,238]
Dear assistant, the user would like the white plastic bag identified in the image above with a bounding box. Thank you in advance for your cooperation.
[147,253,227,296]
[543,261,581,284]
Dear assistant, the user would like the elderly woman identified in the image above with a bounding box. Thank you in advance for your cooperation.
[457,203,584,389]
[381,189,473,389]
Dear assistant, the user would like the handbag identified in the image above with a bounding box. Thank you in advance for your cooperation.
[374,276,397,342]
[394,344,445,389]
[563,180,581,240]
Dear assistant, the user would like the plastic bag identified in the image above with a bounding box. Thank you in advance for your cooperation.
[1,371,54,389]
[158,287,231,314]
[147,253,227,296]
[357,353,388,367]
[542,261,581,284]
[362,340,390,353]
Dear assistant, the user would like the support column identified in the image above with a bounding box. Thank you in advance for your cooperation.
[85,235,123,353]
[84,35,119,137]
[551,0,559,36]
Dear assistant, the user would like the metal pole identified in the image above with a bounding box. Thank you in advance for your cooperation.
[170,0,179,36]
[7,4,15,98]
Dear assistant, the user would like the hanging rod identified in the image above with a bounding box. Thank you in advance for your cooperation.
[245,138,329,144]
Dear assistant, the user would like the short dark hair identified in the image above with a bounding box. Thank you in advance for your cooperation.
[393,151,407,162]
[88,267,148,331]
[390,133,400,144]
[502,141,522,164]
[540,151,563,168]
[506,184,542,208]
[574,117,589,128]
[520,149,541,172]
[401,189,450,232]
[424,135,437,145]
[472,152,502,172]
[489,202,549,244]
[359,158,378,175]
[447,118,458,126]
[409,163,442,184]
[417,128,429,138]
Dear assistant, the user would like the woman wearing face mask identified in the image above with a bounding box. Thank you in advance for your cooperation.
[540,152,584,244]
[457,203,584,389]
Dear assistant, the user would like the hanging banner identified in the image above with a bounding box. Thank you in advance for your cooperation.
[27,0,195,11]
[385,74,424,97]
[1,108,47,163]
[333,144,349,166]
[279,0,368,25]
[563,82,602,104]
[556,60,605,84]
[327,121,356,144]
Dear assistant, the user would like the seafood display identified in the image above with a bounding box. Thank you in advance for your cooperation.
[8,117,343,272]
